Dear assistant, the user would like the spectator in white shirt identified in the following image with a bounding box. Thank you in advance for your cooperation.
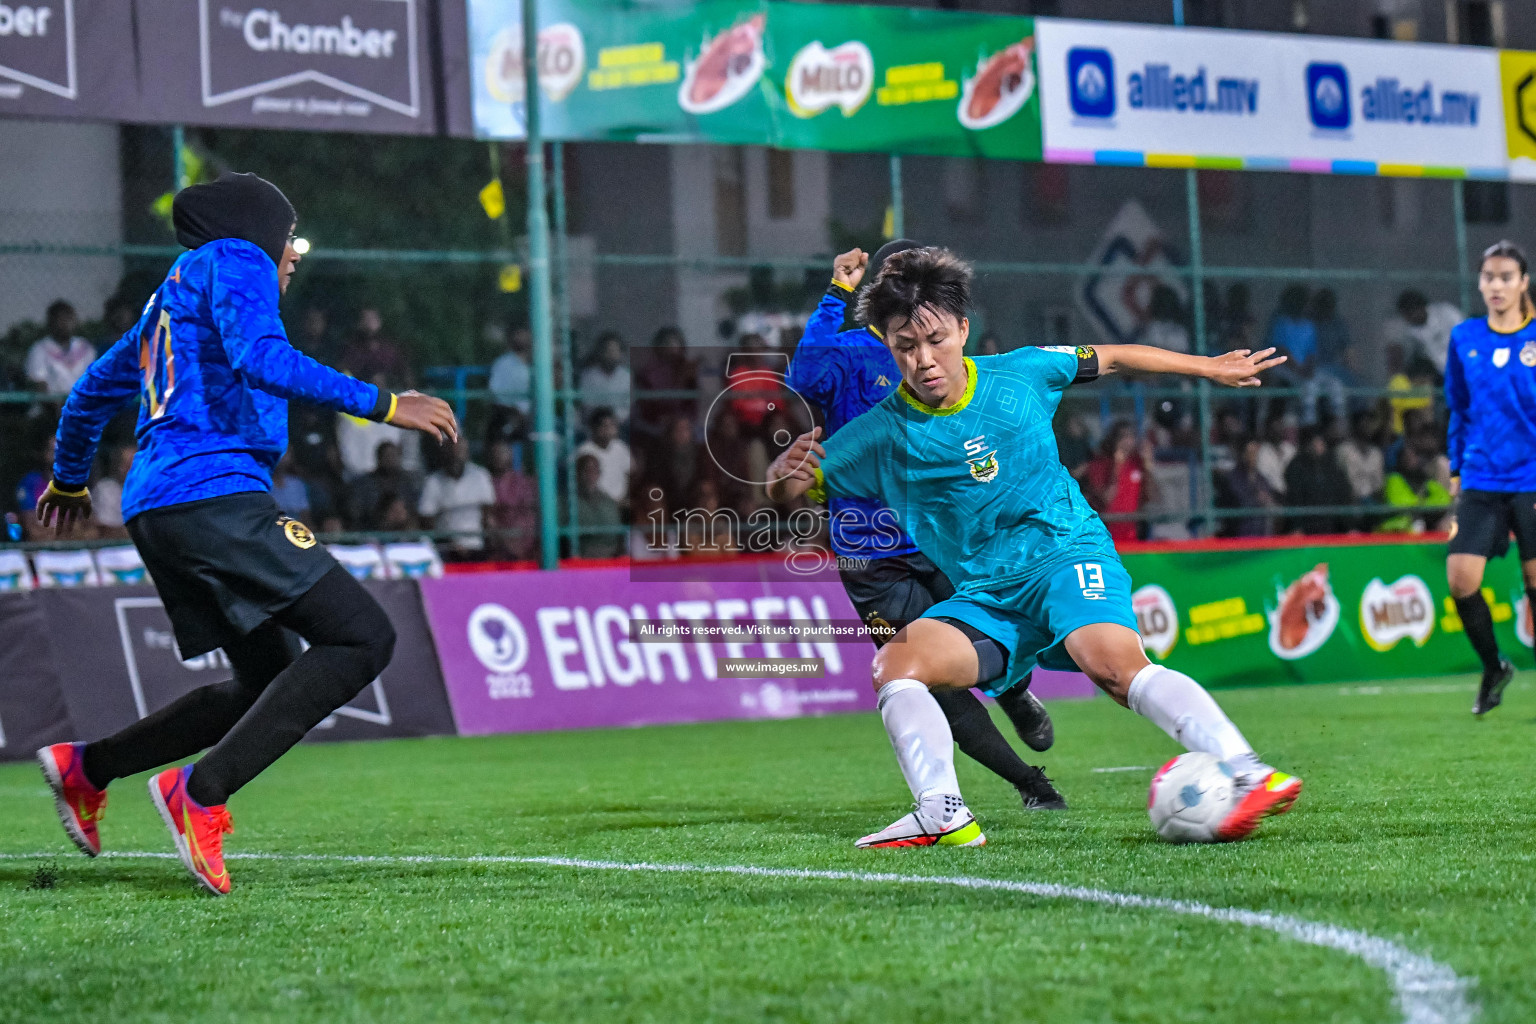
[487,325,532,449]
[573,406,631,508]
[336,373,422,479]
[27,300,97,395]
[1255,413,1298,498]
[419,438,497,558]
[1335,409,1385,503]
[1142,285,1191,354]
[578,331,632,426]
[92,442,135,540]
[1380,290,1463,374]
[489,326,532,415]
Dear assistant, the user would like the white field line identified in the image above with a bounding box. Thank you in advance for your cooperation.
[0,850,1477,1024]
[1338,684,1475,696]
[1091,766,1152,773]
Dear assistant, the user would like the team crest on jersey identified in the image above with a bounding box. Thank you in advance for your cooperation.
[1522,342,1536,367]
[279,516,317,550]
[875,374,891,388]
[967,450,1000,482]
[863,609,895,643]
[1493,347,1510,368]
[963,434,999,483]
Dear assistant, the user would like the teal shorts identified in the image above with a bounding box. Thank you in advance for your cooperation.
[924,556,1137,697]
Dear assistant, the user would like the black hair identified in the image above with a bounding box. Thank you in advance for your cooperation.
[45,299,74,320]
[1097,419,1136,459]
[1309,287,1338,320]
[588,406,616,429]
[1277,284,1310,318]
[1480,240,1533,318]
[1396,289,1428,314]
[856,246,972,335]
[1405,355,1440,382]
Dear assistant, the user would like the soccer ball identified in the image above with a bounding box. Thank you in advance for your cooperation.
[1147,752,1240,843]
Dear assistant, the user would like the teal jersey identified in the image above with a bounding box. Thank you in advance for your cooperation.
[814,347,1111,593]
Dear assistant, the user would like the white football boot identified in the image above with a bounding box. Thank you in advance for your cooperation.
[855,794,985,848]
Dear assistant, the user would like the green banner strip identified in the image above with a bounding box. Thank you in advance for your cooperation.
[1121,538,1526,687]
[469,0,1041,159]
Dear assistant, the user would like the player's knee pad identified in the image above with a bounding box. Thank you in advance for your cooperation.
[930,616,1009,686]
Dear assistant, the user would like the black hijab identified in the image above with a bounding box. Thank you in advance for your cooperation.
[866,238,920,290]
[172,172,296,269]
[849,238,920,331]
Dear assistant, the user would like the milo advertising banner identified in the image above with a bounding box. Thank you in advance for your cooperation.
[465,0,1042,160]
[1120,538,1529,687]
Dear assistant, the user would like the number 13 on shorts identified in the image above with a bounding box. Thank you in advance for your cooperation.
[1074,562,1107,599]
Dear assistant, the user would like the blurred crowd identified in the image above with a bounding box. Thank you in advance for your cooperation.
[1059,282,1458,540]
[0,278,1463,558]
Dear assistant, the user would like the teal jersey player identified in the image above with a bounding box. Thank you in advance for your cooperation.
[810,346,1127,696]
[767,245,1303,851]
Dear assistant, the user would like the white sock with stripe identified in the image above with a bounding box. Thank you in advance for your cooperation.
[876,679,962,813]
[1126,664,1263,775]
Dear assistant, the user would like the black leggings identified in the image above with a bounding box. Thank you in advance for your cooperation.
[82,564,396,805]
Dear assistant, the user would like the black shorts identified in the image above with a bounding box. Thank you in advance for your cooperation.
[838,551,1011,685]
[1447,489,1536,562]
[128,491,337,658]
[839,551,955,648]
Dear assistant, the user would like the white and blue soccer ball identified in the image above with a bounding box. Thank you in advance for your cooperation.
[1148,752,1240,843]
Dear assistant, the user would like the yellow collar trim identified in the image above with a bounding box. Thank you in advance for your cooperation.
[867,324,884,339]
[1488,313,1534,336]
[899,357,976,416]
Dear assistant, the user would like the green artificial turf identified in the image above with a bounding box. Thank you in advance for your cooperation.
[1,675,1533,1024]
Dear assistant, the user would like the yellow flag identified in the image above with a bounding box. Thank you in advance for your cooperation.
[499,264,523,293]
[882,205,894,239]
[479,179,506,220]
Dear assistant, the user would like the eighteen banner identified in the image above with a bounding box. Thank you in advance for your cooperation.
[419,566,883,736]
[1119,538,1528,688]
[465,0,1042,160]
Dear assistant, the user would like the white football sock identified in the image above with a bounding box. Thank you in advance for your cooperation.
[877,679,961,804]
[1126,664,1256,764]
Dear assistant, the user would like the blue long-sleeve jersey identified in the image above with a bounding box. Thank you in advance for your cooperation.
[1445,314,1536,492]
[787,284,917,560]
[53,239,384,521]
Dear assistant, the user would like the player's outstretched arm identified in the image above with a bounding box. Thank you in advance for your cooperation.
[765,428,825,503]
[387,390,460,444]
[209,243,458,442]
[1097,344,1287,387]
[40,328,144,535]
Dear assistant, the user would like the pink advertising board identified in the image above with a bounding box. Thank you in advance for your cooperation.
[418,566,1097,737]
[418,567,880,735]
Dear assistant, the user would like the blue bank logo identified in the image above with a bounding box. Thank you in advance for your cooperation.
[1308,63,1351,129]
[1068,47,1115,118]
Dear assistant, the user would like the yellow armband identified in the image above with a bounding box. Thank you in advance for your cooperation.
[806,466,827,504]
